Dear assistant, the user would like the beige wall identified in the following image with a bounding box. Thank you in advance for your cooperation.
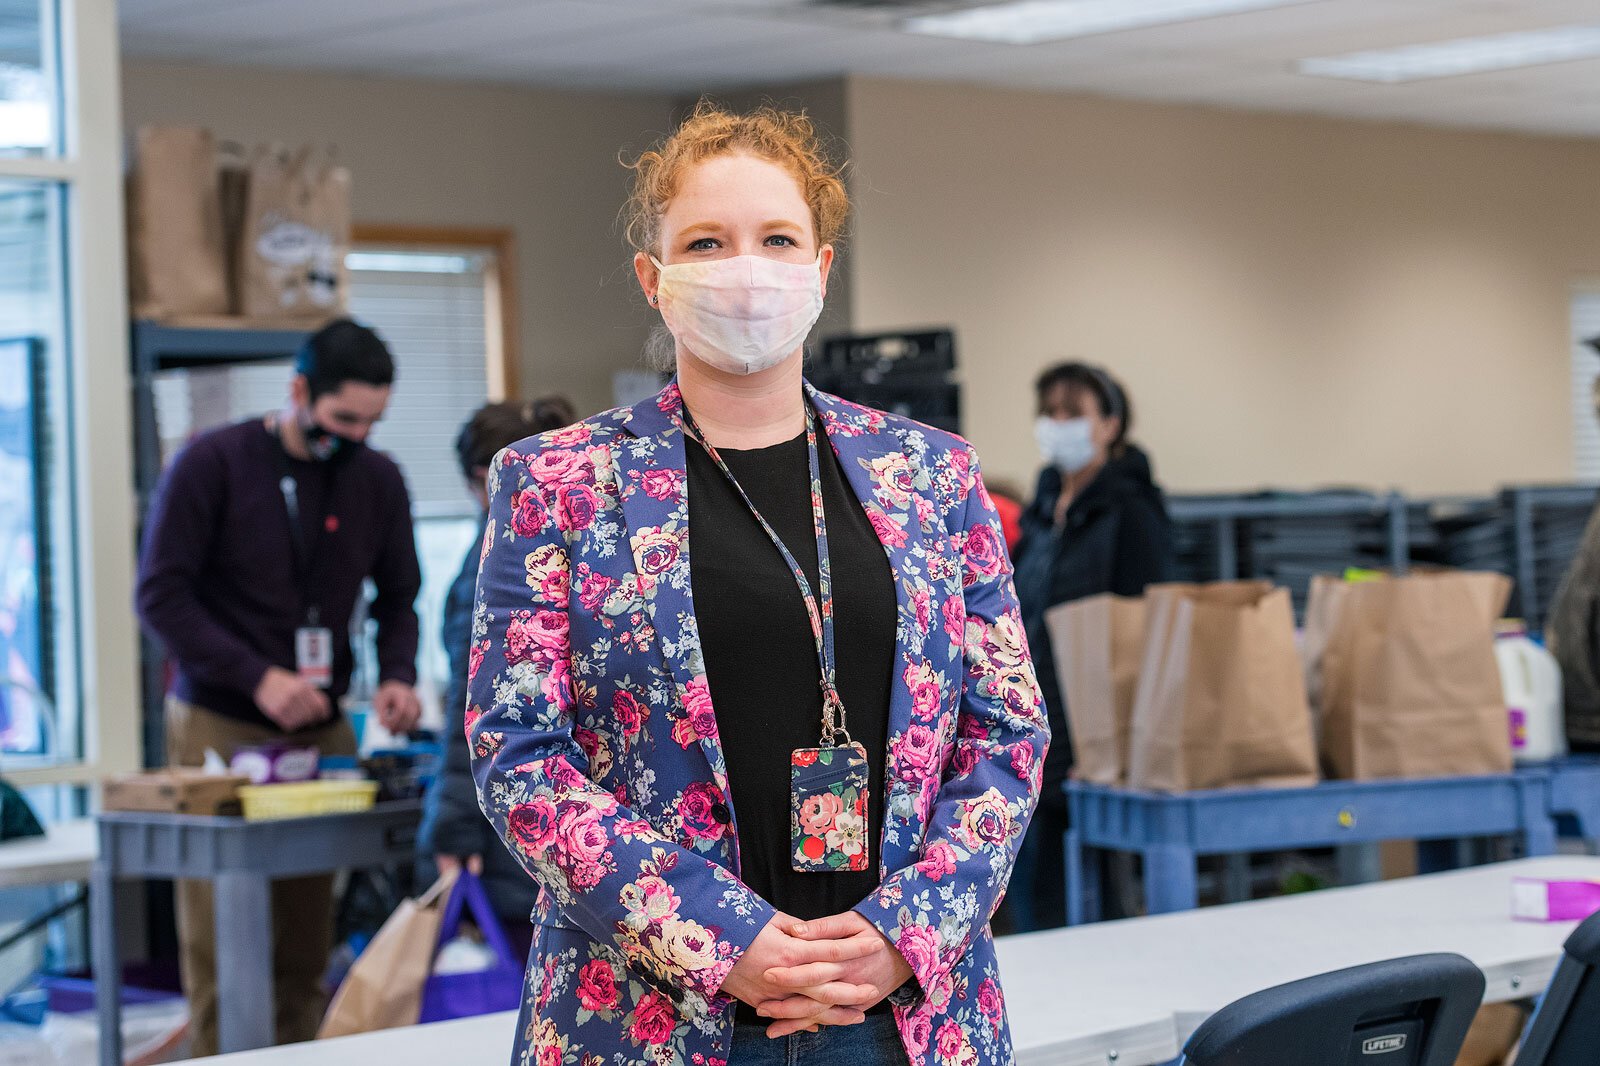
[843,78,1600,496]
[122,61,671,417]
[123,64,1600,496]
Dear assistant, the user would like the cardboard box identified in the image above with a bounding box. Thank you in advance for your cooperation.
[1455,1002,1527,1066]
[103,770,249,816]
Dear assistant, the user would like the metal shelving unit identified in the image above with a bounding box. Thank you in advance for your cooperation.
[1166,492,1411,619]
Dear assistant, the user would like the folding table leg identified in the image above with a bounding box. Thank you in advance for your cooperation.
[1221,854,1251,903]
[1142,845,1199,914]
[90,860,121,1066]
[214,872,275,1052]
[1065,829,1103,925]
[1520,799,1558,858]
[1416,839,1459,874]
[1335,843,1382,886]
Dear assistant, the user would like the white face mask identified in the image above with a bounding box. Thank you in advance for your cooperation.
[1035,416,1096,474]
[649,254,824,376]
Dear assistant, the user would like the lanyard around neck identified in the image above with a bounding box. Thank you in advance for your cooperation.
[678,402,850,747]
[268,415,337,628]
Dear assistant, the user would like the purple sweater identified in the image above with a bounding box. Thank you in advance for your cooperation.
[136,419,421,729]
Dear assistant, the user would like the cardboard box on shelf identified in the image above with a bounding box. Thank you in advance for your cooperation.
[102,769,250,816]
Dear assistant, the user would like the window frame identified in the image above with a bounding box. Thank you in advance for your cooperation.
[0,0,139,788]
[349,224,519,403]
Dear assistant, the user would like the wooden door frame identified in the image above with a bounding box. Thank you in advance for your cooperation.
[350,223,520,400]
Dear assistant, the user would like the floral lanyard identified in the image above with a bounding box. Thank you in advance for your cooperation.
[678,400,871,873]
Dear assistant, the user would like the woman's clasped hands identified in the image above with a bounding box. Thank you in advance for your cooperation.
[721,910,916,1039]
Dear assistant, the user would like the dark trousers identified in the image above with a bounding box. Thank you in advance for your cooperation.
[166,699,357,1055]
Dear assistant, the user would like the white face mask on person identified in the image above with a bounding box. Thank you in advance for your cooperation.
[1035,416,1097,474]
[649,254,824,375]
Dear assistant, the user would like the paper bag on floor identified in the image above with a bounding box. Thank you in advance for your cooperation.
[127,126,230,318]
[318,868,457,1039]
[1128,581,1319,793]
[236,144,351,319]
[1454,1002,1527,1066]
[1045,594,1148,785]
[1316,571,1513,780]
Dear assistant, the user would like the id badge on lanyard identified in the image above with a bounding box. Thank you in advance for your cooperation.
[295,624,334,688]
[791,740,871,872]
[680,402,870,874]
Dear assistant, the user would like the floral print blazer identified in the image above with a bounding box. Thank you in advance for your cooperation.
[468,381,1048,1066]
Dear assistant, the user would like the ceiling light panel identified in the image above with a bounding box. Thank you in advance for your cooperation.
[1298,23,1600,83]
[903,0,1318,45]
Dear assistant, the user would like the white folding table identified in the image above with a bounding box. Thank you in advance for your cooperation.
[187,856,1600,1066]
[0,817,96,887]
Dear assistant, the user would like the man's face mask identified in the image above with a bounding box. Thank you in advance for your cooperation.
[299,406,360,462]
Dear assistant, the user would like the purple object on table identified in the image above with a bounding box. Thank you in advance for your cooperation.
[1513,877,1600,922]
[230,744,319,784]
[418,871,525,1023]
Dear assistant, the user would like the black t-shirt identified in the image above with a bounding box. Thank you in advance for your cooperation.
[686,427,896,1015]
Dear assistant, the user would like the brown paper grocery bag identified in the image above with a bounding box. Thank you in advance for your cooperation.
[127,126,230,318]
[1318,571,1513,781]
[1045,594,1147,785]
[236,144,351,319]
[317,868,457,1039]
[1453,1002,1527,1066]
[1128,582,1319,792]
[1301,573,1351,730]
[217,140,250,314]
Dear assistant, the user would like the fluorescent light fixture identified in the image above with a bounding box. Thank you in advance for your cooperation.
[903,0,1313,45]
[345,251,477,274]
[1299,24,1600,83]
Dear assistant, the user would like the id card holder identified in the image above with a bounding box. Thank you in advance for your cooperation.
[790,742,870,873]
[295,626,334,688]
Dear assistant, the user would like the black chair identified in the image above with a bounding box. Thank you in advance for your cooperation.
[1179,954,1485,1066]
[1514,908,1600,1065]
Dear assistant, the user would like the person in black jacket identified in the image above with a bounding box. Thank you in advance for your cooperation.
[418,396,576,953]
[1005,361,1173,930]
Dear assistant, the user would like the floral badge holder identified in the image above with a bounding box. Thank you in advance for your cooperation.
[791,740,870,873]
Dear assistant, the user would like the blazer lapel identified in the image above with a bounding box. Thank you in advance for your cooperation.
[613,384,740,853]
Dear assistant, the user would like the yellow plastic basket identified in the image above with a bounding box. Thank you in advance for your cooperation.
[237,780,379,821]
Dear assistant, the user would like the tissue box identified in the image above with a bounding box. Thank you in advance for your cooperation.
[103,770,250,815]
[1511,877,1600,922]
[230,744,320,785]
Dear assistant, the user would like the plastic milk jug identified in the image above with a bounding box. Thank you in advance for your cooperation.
[1495,629,1566,764]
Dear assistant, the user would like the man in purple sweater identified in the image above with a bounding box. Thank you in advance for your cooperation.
[136,318,422,1054]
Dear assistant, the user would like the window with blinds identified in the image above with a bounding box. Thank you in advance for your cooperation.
[347,250,491,516]
[1572,288,1600,479]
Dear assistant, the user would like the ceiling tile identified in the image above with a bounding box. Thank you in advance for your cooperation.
[117,0,1600,138]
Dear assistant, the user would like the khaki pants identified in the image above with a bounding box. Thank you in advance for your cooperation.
[165,698,357,1056]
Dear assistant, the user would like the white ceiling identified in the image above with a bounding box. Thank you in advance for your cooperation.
[118,0,1600,139]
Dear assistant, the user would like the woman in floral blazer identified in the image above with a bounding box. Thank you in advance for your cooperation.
[469,102,1047,1066]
